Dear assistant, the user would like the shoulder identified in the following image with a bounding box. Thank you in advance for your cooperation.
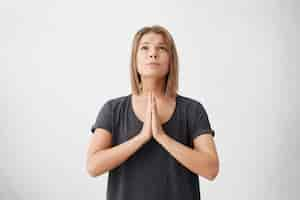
[102,94,130,110]
[177,94,211,118]
[177,94,205,109]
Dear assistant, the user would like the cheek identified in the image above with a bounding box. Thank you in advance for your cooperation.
[160,60,170,73]
[162,54,170,66]
[136,54,145,72]
[136,52,145,64]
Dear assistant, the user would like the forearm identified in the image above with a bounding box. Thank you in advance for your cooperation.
[156,133,218,180]
[88,133,148,177]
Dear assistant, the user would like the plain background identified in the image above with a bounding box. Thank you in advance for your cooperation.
[1,0,299,199]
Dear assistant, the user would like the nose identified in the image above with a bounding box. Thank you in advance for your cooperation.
[150,54,157,59]
[148,48,158,59]
[149,48,158,59]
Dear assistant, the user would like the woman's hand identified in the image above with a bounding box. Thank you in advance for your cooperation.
[140,92,153,141]
[151,93,165,140]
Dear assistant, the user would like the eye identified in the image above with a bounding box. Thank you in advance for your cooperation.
[140,46,148,50]
[159,46,167,51]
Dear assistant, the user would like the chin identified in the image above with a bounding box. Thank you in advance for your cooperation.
[142,72,167,79]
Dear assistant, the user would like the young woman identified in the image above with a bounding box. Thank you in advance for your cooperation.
[86,25,219,200]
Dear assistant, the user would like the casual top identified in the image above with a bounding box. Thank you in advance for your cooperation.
[90,93,215,200]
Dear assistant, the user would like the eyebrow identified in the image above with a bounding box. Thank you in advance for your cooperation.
[140,42,167,46]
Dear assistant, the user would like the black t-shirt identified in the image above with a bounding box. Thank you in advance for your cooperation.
[90,93,215,200]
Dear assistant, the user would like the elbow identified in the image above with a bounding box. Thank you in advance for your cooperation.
[87,164,106,177]
[206,161,219,181]
[206,171,218,181]
[86,159,104,177]
[87,163,98,177]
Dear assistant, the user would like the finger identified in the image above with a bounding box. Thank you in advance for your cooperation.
[151,94,155,126]
[149,92,153,112]
[153,93,156,108]
[151,94,155,113]
[151,93,154,112]
[153,96,157,113]
[152,96,157,120]
[150,92,153,121]
[153,96,161,124]
[145,92,151,123]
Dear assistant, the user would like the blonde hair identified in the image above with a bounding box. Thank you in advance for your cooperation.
[130,25,179,98]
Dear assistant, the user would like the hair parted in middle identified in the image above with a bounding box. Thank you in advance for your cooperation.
[130,25,179,98]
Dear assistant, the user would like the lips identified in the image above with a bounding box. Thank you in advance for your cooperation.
[146,62,160,66]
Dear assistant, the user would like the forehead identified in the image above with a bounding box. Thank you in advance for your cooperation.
[139,32,167,45]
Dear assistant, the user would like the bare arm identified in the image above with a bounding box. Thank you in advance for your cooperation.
[86,128,149,177]
[155,131,219,181]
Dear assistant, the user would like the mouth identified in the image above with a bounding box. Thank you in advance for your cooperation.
[146,62,160,66]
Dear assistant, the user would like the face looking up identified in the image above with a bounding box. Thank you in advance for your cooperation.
[136,32,170,80]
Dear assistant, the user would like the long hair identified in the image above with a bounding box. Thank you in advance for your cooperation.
[130,25,179,98]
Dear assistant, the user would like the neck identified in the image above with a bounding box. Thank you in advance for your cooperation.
[140,77,166,98]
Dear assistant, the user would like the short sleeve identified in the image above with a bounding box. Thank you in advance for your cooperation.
[188,102,215,140]
[90,100,113,134]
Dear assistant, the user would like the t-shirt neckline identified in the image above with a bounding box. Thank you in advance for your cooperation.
[129,94,178,127]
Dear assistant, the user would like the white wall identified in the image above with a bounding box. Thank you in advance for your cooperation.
[1,0,299,199]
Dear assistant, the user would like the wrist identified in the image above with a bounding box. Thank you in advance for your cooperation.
[138,131,151,142]
[154,130,166,142]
